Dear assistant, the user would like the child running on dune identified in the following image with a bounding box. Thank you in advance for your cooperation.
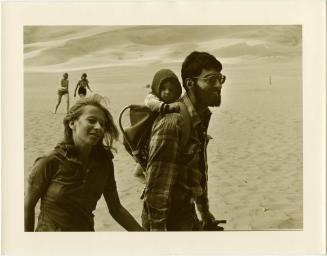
[54,72,70,114]
[74,73,93,98]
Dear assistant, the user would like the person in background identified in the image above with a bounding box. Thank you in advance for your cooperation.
[25,94,143,232]
[74,73,93,98]
[54,72,70,114]
[142,51,226,231]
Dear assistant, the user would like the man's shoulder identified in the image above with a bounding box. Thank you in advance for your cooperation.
[154,112,184,128]
[154,100,190,126]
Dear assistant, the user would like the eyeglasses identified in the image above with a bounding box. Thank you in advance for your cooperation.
[193,73,226,86]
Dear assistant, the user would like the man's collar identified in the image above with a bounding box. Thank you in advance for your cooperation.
[181,93,211,128]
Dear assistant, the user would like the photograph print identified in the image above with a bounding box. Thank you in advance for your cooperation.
[24,25,303,232]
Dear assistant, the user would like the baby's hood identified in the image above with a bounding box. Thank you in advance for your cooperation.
[151,69,182,99]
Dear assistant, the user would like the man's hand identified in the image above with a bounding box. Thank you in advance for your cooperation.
[201,211,215,226]
[201,211,226,231]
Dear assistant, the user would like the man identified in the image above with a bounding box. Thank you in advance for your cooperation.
[142,51,226,231]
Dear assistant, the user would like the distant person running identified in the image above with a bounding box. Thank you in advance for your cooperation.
[54,72,70,114]
[74,73,93,98]
[132,69,182,182]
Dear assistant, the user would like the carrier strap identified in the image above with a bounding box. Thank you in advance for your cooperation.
[178,101,191,150]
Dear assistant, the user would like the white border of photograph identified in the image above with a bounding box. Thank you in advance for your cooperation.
[2,0,326,255]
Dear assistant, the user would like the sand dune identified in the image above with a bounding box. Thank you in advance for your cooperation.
[24,26,301,73]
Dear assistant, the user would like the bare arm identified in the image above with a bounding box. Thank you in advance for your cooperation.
[24,185,41,231]
[74,81,80,96]
[86,80,92,92]
[103,189,144,231]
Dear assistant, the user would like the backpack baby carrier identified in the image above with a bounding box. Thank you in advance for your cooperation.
[118,102,191,171]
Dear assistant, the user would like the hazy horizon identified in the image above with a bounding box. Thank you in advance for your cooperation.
[24,25,302,73]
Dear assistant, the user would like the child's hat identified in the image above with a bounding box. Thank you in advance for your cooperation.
[151,69,182,100]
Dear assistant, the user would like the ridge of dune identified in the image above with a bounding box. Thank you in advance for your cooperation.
[24,25,302,73]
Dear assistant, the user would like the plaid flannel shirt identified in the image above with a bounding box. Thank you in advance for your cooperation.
[143,94,212,231]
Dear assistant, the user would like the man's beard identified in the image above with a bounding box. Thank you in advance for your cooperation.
[196,85,221,107]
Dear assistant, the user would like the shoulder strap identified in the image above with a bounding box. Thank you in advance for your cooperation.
[178,102,191,149]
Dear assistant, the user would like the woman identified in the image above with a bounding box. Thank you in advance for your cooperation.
[74,73,93,98]
[54,72,70,114]
[25,94,143,231]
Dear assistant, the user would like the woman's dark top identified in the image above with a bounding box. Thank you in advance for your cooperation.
[77,79,89,96]
[77,79,89,89]
[78,86,87,96]
[28,143,116,231]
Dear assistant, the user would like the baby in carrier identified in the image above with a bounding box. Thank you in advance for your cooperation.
[133,69,183,182]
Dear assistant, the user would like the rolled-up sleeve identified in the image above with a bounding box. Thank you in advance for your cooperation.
[144,93,164,113]
[144,113,183,231]
[27,157,57,196]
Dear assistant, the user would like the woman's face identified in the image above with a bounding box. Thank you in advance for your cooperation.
[69,105,106,149]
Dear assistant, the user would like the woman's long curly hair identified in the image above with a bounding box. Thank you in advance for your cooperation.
[62,94,119,151]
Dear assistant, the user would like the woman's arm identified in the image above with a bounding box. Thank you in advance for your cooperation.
[86,80,92,92]
[25,155,57,231]
[103,189,144,231]
[74,81,80,97]
[24,185,42,231]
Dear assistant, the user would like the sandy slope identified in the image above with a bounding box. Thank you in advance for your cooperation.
[24,26,301,73]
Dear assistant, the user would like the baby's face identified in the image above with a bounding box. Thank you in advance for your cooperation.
[160,80,179,103]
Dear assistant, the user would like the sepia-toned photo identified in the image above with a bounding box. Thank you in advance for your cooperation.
[2,1,325,255]
[24,25,303,232]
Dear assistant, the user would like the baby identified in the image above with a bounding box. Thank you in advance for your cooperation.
[133,69,183,182]
[144,68,182,114]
